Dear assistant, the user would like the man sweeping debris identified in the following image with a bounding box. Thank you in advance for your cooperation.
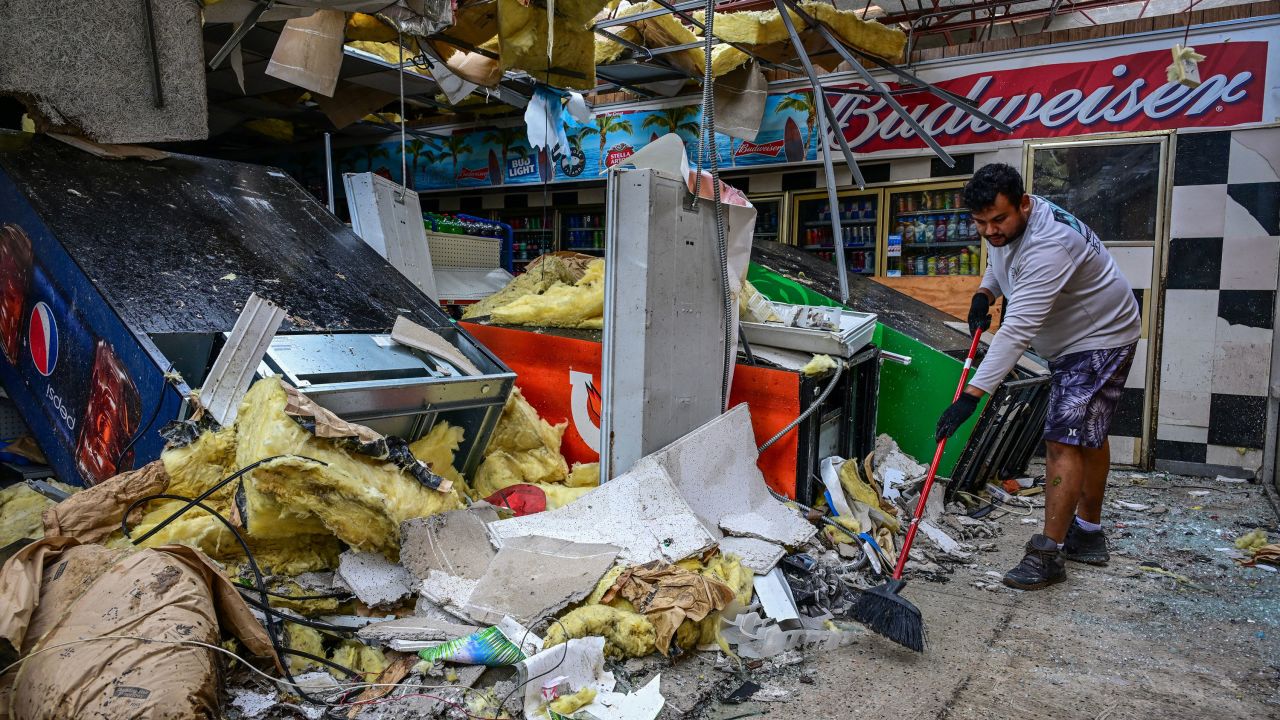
[935,163,1141,590]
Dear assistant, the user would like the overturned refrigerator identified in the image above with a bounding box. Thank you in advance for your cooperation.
[0,132,513,487]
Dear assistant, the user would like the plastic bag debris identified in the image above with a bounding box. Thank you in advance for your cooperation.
[720,609,857,659]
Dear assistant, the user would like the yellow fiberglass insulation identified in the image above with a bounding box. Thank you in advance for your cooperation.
[550,688,597,715]
[408,421,467,490]
[0,482,70,547]
[801,354,838,376]
[711,45,750,77]
[472,387,570,496]
[498,0,612,90]
[346,12,398,42]
[161,426,238,502]
[546,605,657,658]
[345,41,430,75]
[235,378,464,559]
[490,258,605,329]
[566,462,600,488]
[286,623,327,674]
[129,499,341,576]
[463,254,584,320]
[330,640,388,681]
[700,2,905,62]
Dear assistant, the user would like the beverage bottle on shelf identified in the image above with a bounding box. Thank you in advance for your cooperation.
[915,216,927,244]
[930,215,942,243]
[820,203,830,221]
[946,214,958,242]
[967,217,979,240]
[927,256,937,275]
[959,248,970,275]
[902,220,913,244]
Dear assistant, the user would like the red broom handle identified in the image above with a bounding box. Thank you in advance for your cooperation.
[891,328,984,581]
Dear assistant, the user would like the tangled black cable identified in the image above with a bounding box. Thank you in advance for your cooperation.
[119,455,363,707]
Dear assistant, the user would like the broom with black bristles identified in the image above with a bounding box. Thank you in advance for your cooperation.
[851,328,984,651]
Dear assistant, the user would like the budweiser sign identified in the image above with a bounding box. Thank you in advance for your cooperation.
[735,139,785,158]
[827,41,1266,152]
[456,166,490,181]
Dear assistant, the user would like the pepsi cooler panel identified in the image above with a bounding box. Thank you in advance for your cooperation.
[0,175,181,487]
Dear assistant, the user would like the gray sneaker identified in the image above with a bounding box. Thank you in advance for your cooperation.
[1062,522,1109,565]
[1002,534,1067,590]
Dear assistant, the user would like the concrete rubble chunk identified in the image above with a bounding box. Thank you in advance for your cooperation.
[462,536,620,626]
[658,405,815,547]
[356,616,481,647]
[719,536,786,574]
[399,504,499,583]
[335,550,415,608]
[489,464,717,564]
[489,406,814,563]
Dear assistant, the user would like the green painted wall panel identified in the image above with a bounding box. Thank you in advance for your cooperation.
[747,262,980,474]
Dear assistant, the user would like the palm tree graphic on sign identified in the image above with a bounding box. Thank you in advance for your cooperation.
[777,91,817,156]
[405,138,441,190]
[439,134,474,181]
[362,144,391,173]
[578,114,635,167]
[640,106,699,146]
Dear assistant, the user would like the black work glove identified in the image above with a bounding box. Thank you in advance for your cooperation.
[968,292,992,335]
[936,393,980,442]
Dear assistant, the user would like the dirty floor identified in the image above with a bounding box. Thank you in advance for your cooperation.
[673,468,1280,720]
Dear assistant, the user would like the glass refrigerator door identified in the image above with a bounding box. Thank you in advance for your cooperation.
[791,190,879,275]
[885,182,981,278]
[495,210,556,271]
[559,206,606,254]
[749,195,783,243]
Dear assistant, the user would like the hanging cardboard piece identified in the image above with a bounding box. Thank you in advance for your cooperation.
[713,63,768,142]
[265,9,346,97]
[314,82,398,129]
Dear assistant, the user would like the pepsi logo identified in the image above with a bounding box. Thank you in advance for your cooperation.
[29,301,58,376]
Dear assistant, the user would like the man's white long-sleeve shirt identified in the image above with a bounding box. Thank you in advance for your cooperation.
[968,196,1141,393]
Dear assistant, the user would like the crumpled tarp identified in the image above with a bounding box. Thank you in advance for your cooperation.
[0,537,274,718]
[602,560,736,656]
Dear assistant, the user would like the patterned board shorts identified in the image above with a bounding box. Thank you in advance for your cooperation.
[1044,342,1138,449]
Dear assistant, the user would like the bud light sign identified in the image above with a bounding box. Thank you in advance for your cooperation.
[507,155,538,181]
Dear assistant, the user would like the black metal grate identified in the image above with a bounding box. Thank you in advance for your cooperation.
[947,370,1051,499]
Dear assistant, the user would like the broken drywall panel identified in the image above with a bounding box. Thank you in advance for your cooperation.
[392,316,482,376]
[0,0,208,143]
[718,537,785,575]
[356,616,480,647]
[582,675,665,720]
[265,9,346,97]
[462,536,620,627]
[488,465,717,564]
[336,551,415,607]
[399,506,498,583]
[419,571,480,622]
[651,405,816,547]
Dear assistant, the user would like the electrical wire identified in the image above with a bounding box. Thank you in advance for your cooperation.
[118,457,350,707]
[497,617,572,713]
[122,454,326,546]
[115,362,175,471]
[234,592,359,636]
[691,0,733,412]
[757,361,845,452]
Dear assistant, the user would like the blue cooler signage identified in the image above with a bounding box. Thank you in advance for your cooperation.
[0,174,182,486]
